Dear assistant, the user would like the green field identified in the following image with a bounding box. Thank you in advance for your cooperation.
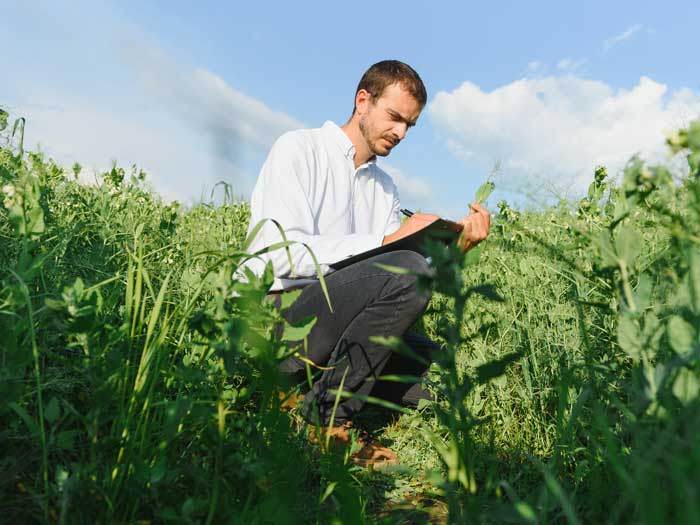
[2,111,700,524]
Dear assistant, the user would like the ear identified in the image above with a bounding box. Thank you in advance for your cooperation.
[354,89,373,115]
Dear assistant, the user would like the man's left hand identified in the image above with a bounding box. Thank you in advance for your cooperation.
[456,202,491,253]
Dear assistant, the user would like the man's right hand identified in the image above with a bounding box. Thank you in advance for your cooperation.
[382,213,439,246]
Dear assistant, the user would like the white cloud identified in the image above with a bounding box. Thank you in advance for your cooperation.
[13,44,303,204]
[604,24,643,51]
[125,45,303,159]
[379,162,465,218]
[379,162,433,206]
[557,58,587,72]
[527,61,544,72]
[429,75,700,193]
[19,102,218,203]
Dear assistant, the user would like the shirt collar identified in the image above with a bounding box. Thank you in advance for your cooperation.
[322,120,376,169]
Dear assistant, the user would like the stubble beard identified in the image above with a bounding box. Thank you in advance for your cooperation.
[359,114,391,157]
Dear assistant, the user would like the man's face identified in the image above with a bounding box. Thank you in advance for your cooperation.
[358,83,422,158]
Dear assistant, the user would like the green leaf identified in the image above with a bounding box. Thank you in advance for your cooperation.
[55,466,70,492]
[617,314,642,360]
[12,117,25,158]
[688,151,700,176]
[279,288,303,311]
[688,247,700,314]
[667,316,696,358]
[374,374,422,384]
[44,297,66,311]
[463,244,483,266]
[26,204,45,236]
[369,335,430,365]
[615,226,642,270]
[164,398,191,440]
[57,430,79,450]
[634,273,653,311]
[594,231,617,269]
[44,397,61,424]
[514,501,537,523]
[151,457,167,484]
[475,181,495,204]
[476,352,521,383]
[242,218,268,252]
[8,402,38,436]
[673,368,700,405]
[319,482,337,504]
[327,389,410,414]
[281,315,317,341]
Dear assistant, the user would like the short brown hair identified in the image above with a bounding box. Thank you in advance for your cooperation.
[353,60,427,114]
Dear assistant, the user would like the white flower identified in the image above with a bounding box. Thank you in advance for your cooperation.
[2,184,15,197]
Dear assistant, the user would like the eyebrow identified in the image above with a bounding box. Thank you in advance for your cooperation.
[387,108,417,127]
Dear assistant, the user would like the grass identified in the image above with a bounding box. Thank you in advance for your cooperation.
[2,110,700,523]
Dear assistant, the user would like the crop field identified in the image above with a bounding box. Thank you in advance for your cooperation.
[2,110,700,524]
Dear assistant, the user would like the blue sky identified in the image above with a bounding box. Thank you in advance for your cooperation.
[3,1,699,217]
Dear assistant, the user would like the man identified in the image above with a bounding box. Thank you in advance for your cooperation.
[246,61,490,456]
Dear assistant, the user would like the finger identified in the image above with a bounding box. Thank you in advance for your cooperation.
[471,218,487,239]
[470,202,489,215]
[468,215,488,240]
[458,217,472,234]
[472,210,488,228]
[480,212,491,232]
[458,220,472,249]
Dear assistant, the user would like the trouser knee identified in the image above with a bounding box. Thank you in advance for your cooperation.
[380,250,432,313]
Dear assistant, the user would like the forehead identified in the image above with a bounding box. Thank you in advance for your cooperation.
[375,83,423,119]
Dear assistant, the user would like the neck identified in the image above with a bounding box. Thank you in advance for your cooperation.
[341,118,374,169]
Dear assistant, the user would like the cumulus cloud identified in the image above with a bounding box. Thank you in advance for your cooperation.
[19,101,217,202]
[125,45,303,164]
[429,75,700,193]
[379,163,433,204]
[13,44,303,203]
[557,58,587,72]
[604,24,643,51]
[378,163,465,217]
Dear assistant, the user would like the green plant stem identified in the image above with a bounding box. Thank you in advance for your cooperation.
[619,261,637,312]
[13,270,49,521]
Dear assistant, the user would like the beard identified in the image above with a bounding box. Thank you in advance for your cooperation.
[359,114,394,157]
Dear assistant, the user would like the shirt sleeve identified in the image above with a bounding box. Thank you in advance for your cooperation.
[384,188,402,237]
[246,133,384,279]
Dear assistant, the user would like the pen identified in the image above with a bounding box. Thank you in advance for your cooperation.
[400,208,414,217]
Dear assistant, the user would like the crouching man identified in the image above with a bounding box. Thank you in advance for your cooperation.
[245,60,490,464]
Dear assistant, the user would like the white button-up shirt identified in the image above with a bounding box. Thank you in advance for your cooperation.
[244,120,402,290]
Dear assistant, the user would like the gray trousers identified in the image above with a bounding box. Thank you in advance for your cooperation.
[275,250,438,425]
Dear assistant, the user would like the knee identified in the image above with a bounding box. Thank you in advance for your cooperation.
[381,251,432,309]
[382,250,431,275]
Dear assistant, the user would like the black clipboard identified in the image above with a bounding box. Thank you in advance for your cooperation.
[329,218,463,270]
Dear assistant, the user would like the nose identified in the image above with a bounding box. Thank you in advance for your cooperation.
[393,122,408,141]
